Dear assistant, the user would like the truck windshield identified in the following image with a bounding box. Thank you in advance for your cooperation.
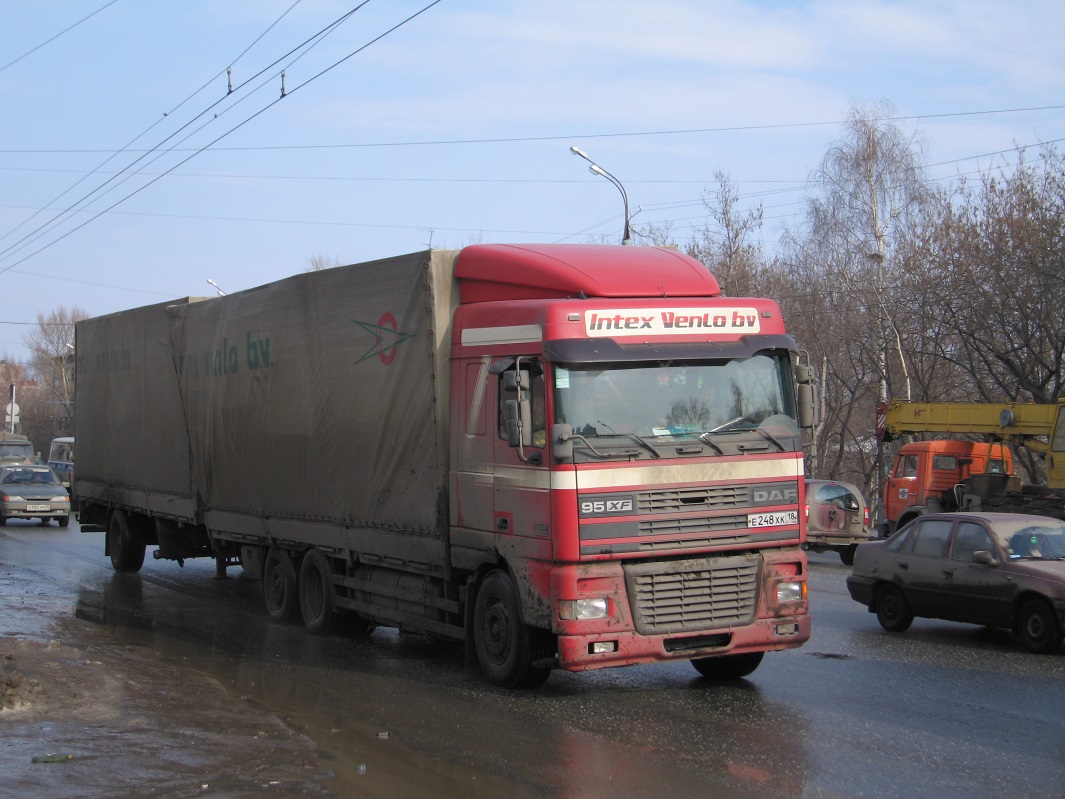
[553,353,801,453]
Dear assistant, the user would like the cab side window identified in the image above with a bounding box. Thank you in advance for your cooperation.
[497,360,546,448]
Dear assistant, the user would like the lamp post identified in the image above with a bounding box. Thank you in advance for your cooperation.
[570,146,632,245]
[207,279,227,296]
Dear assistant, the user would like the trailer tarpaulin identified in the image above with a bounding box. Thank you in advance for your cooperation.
[165,250,457,540]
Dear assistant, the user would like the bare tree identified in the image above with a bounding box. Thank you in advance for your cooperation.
[685,171,766,296]
[305,253,342,272]
[20,307,86,449]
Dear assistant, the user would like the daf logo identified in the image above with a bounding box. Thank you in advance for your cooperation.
[754,488,798,503]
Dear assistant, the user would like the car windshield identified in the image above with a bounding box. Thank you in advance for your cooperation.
[1000,521,1065,560]
[1,469,58,485]
[552,353,800,452]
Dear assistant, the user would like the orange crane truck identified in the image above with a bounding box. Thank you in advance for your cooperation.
[876,400,1065,534]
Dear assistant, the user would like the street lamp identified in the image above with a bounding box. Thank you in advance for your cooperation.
[207,279,227,297]
[570,146,632,245]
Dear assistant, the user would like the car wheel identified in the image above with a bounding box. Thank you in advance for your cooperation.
[691,652,764,680]
[108,510,146,573]
[839,545,857,566]
[875,584,914,632]
[1017,599,1063,654]
[473,570,551,688]
[58,515,70,528]
[263,548,300,623]
[299,549,335,634]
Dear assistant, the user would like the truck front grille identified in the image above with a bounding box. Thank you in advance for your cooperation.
[624,555,759,635]
[636,485,748,513]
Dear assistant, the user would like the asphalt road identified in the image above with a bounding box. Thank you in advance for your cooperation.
[2,520,1063,799]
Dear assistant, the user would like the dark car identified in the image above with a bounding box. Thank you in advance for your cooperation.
[0,464,71,527]
[846,512,1065,653]
[805,479,872,564]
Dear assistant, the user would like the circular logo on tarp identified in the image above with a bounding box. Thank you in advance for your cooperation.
[354,312,415,365]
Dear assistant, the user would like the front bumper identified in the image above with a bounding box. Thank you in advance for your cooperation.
[556,613,811,671]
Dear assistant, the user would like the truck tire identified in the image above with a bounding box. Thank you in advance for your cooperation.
[875,584,913,632]
[1017,598,1063,654]
[263,548,300,623]
[691,651,764,680]
[299,549,336,634]
[108,510,145,573]
[473,570,550,688]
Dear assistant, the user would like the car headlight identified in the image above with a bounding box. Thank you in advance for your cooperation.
[53,497,69,503]
[1,495,25,502]
[776,581,806,604]
[559,598,609,620]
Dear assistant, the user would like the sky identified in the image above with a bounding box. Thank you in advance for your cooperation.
[2,0,1064,364]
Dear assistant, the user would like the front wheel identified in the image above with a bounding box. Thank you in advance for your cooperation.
[108,510,145,573]
[875,584,913,632]
[263,548,300,623]
[691,651,764,680]
[473,570,551,688]
[839,545,857,566]
[57,515,70,528]
[1017,599,1063,654]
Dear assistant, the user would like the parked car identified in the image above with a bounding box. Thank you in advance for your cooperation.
[0,464,71,527]
[846,512,1065,653]
[0,432,38,465]
[804,479,872,564]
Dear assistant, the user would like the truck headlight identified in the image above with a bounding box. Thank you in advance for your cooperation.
[776,581,806,604]
[559,598,609,620]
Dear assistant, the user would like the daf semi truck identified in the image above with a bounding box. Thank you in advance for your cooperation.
[75,244,814,686]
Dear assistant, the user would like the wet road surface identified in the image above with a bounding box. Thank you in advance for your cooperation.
[1,521,1063,798]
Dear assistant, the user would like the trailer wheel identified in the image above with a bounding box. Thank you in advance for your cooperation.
[263,548,299,623]
[473,570,549,688]
[108,510,145,573]
[691,652,764,680]
[299,549,336,634]
[1017,598,1062,654]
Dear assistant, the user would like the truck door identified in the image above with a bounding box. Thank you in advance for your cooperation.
[492,358,551,543]
[885,453,919,524]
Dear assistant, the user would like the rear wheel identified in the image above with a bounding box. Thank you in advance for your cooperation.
[299,549,336,634]
[875,584,913,632]
[1017,599,1062,654]
[473,570,551,688]
[263,548,300,623]
[691,651,764,680]
[108,510,145,573]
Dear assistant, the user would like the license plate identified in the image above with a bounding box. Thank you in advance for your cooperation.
[747,510,798,528]
[26,504,51,512]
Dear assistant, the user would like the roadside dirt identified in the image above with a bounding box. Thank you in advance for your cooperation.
[0,559,340,799]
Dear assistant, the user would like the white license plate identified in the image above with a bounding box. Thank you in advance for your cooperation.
[25,504,51,512]
[747,510,798,528]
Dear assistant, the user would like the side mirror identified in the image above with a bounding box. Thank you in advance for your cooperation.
[972,550,998,566]
[552,423,574,462]
[797,383,816,429]
[503,398,532,447]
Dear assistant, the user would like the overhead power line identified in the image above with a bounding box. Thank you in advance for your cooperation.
[0,0,122,74]
[1,103,1061,155]
[0,0,445,275]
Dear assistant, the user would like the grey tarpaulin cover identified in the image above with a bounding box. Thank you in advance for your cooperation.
[76,250,458,542]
